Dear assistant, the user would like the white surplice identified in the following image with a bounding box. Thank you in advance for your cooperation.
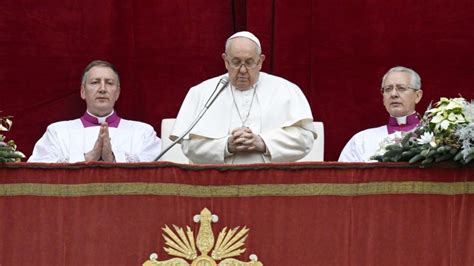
[338,126,389,162]
[28,119,161,163]
[338,113,421,162]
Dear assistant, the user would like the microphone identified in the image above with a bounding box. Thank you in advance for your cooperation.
[204,76,230,108]
[154,76,230,161]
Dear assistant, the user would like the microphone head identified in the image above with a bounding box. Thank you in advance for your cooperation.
[220,76,229,85]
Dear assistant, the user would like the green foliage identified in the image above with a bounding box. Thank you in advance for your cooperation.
[371,97,474,166]
[0,114,25,163]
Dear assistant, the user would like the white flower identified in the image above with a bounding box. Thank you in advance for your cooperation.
[445,99,464,110]
[373,132,403,157]
[430,114,444,124]
[387,131,403,143]
[463,101,474,123]
[428,97,470,134]
[440,119,451,130]
[417,132,434,145]
[373,146,387,157]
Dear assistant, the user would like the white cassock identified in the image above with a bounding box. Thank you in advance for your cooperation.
[28,115,161,163]
[171,72,317,164]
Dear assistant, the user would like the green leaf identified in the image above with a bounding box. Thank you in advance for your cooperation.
[409,154,425,164]
[421,157,434,165]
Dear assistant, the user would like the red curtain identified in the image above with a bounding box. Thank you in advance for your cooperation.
[1,0,474,160]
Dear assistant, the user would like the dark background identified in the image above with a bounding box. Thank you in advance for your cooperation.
[1,0,473,161]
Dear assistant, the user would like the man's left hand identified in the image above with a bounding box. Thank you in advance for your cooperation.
[100,123,115,162]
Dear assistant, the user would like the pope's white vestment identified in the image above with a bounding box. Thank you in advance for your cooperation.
[170,72,317,164]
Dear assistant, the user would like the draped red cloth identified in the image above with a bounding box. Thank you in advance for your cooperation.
[2,1,474,160]
[0,162,473,265]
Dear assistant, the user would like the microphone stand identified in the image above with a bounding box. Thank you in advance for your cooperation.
[154,77,229,161]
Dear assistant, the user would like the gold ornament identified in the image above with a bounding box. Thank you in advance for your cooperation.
[143,208,262,266]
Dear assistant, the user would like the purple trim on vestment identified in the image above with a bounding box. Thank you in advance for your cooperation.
[386,113,420,134]
[80,111,121,128]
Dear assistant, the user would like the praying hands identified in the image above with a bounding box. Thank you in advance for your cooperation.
[84,122,115,162]
[227,127,266,154]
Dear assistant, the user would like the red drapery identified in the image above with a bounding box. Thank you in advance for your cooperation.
[1,1,474,160]
[0,162,473,265]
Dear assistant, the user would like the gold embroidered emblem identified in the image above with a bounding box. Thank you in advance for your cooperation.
[143,208,263,266]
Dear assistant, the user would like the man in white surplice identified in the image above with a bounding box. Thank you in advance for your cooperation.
[171,31,317,164]
[28,60,161,163]
[338,66,424,162]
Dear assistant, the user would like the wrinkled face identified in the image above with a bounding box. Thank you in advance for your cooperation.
[382,72,423,117]
[80,66,120,117]
[222,37,265,91]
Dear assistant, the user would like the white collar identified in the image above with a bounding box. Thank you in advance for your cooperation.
[86,110,115,124]
[392,111,416,125]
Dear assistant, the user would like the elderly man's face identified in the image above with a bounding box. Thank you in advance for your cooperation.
[382,71,423,117]
[80,66,120,117]
[222,37,265,91]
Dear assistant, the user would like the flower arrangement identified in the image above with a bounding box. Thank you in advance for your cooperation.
[371,97,474,165]
[0,113,25,162]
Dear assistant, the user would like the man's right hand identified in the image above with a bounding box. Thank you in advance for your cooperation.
[84,130,104,162]
[84,123,115,162]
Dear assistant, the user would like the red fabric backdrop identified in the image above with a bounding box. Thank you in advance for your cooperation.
[1,0,474,160]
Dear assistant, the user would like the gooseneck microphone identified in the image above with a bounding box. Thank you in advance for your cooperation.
[154,76,230,161]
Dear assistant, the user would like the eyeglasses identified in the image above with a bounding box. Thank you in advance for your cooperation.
[226,57,260,70]
[381,84,416,94]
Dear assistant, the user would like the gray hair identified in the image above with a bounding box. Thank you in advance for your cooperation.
[81,60,120,86]
[225,37,262,55]
[381,66,421,90]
